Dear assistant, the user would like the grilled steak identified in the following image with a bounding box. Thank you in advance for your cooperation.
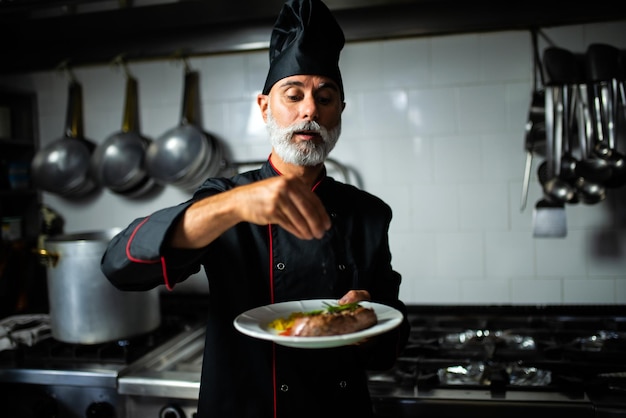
[291,306,377,337]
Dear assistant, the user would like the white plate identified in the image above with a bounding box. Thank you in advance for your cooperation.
[233,299,403,349]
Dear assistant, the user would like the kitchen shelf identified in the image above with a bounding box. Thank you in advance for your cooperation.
[0,89,46,319]
[0,139,35,146]
[0,90,40,238]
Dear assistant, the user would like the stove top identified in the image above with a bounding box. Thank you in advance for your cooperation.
[0,312,202,391]
[369,305,626,418]
[2,303,626,418]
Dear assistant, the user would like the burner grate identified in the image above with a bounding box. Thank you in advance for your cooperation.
[15,315,193,367]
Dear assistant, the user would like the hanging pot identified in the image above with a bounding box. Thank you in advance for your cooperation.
[38,229,161,344]
[146,65,224,191]
[91,72,156,197]
[31,77,98,197]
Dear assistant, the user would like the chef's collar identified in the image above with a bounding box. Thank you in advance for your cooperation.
[264,156,327,188]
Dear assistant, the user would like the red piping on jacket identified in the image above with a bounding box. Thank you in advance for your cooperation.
[269,223,277,418]
[125,216,174,291]
[267,158,325,418]
[268,157,280,418]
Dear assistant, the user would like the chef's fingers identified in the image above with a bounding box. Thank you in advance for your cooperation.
[280,180,331,239]
[338,289,371,305]
[236,176,331,240]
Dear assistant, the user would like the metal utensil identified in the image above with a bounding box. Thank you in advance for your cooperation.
[92,64,156,197]
[559,80,578,183]
[585,44,626,188]
[146,62,224,191]
[521,29,546,212]
[541,47,577,204]
[573,82,607,204]
[30,71,98,197]
[533,46,572,238]
[533,198,567,238]
[533,87,567,237]
[542,85,576,203]
[574,81,612,183]
[39,229,161,344]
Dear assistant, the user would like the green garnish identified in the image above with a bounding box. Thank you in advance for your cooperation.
[324,301,361,313]
[303,302,361,316]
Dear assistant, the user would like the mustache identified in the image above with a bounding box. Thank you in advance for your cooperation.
[286,120,323,135]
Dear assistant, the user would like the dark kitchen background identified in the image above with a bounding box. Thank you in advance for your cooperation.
[0,1,625,306]
[1,2,626,418]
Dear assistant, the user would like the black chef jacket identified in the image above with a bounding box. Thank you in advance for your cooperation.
[101,159,410,418]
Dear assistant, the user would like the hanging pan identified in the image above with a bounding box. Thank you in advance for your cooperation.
[91,62,156,197]
[146,61,224,191]
[31,69,98,197]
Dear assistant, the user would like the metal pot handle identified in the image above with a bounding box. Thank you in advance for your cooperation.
[34,248,60,268]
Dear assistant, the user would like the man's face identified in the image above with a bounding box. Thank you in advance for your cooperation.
[258,75,345,166]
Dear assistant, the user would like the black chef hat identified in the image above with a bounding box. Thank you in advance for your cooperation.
[262,0,345,100]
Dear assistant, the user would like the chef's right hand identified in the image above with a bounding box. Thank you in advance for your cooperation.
[171,175,332,249]
[236,175,331,240]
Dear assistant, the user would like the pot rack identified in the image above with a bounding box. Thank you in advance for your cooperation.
[31,58,360,199]
[523,31,626,238]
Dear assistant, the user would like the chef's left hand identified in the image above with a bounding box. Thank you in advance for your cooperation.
[338,289,371,305]
[338,290,373,346]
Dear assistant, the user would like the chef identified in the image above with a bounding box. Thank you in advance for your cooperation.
[101,0,410,416]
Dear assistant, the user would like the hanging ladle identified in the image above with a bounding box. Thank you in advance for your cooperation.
[558,75,578,183]
[541,47,576,204]
[542,86,576,203]
[573,62,606,205]
[584,43,626,188]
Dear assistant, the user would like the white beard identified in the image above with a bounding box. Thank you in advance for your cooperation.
[266,106,341,166]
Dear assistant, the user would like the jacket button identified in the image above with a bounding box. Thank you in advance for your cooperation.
[276,262,285,270]
[339,380,347,388]
[280,384,289,392]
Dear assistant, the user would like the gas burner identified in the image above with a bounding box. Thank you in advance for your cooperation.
[367,305,626,418]
[0,314,51,351]
[436,361,552,388]
[576,331,626,352]
[14,315,192,368]
[21,333,159,366]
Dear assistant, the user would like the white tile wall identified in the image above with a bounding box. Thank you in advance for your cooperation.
[2,19,626,305]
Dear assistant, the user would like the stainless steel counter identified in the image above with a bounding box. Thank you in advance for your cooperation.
[118,324,205,400]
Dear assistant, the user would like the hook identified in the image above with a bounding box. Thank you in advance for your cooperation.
[530,29,545,89]
[536,28,556,47]
[171,49,192,72]
[111,54,132,78]
[56,60,76,81]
